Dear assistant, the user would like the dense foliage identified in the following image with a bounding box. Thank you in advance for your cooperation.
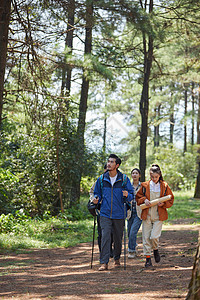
[0,191,199,251]
[0,0,200,217]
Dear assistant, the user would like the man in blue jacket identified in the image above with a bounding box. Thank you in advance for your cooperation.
[93,154,134,271]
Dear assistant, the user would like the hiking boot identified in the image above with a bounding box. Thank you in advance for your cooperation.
[128,252,136,259]
[98,263,108,271]
[145,257,152,267]
[154,249,160,263]
[114,259,120,267]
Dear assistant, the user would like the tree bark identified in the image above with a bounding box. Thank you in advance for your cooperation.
[154,104,160,147]
[56,112,64,213]
[61,0,75,100]
[102,96,107,155]
[0,0,11,129]
[194,163,200,199]
[184,85,188,153]
[197,85,200,145]
[191,82,195,146]
[194,87,200,199]
[186,231,200,300]
[70,0,93,206]
[169,86,175,145]
[170,104,175,145]
[139,0,154,182]
[103,112,107,154]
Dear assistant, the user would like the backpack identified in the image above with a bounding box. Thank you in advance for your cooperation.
[87,173,128,216]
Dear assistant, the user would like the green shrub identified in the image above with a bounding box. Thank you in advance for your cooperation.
[0,211,94,251]
[0,168,19,213]
[152,147,197,190]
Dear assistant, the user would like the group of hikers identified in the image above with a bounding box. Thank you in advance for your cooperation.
[90,153,174,271]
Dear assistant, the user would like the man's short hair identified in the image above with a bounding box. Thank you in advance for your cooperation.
[108,154,121,166]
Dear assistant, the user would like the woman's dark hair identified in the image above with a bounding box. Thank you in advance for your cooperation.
[150,164,164,181]
[131,168,141,175]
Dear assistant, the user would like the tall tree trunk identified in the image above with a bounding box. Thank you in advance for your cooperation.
[60,0,75,209]
[139,0,154,182]
[191,82,195,146]
[169,85,175,145]
[102,95,107,155]
[184,85,188,153]
[186,231,200,299]
[103,112,107,154]
[70,0,93,206]
[194,163,200,199]
[170,100,175,145]
[56,111,64,213]
[0,0,11,129]
[197,85,200,145]
[154,104,160,147]
[194,86,200,199]
[61,0,75,100]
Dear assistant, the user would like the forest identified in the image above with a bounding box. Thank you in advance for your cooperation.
[1,0,200,218]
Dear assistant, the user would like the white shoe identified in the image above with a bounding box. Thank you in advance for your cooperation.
[128,252,136,259]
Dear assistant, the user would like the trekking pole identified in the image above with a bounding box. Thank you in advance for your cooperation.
[123,197,127,270]
[91,215,96,269]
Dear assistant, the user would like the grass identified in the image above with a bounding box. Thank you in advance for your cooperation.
[167,190,200,223]
[0,190,199,253]
[0,218,94,253]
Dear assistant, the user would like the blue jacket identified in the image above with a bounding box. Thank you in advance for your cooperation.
[94,170,134,219]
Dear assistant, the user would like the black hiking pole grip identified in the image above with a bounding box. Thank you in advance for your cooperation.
[123,197,126,270]
[91,215,96,269]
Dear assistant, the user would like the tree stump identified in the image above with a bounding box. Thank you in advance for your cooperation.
[186,230,200,300]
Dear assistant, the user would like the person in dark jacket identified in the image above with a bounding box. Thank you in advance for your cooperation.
[89,164,114,257]
[93,154,134,271]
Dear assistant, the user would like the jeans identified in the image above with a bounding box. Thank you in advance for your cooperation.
[100,216,124,264]
[127,209,142,252]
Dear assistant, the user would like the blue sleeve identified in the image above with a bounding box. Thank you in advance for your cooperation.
[125,177,134,203]
[93,177,102,203]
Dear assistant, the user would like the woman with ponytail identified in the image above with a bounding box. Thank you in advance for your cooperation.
[136,164,174,267]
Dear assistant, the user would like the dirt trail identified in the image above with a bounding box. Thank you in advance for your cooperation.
[0,222,199,300]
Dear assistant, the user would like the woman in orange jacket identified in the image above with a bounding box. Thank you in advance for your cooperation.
[136,164,174,267]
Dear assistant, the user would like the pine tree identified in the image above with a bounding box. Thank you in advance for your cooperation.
[0,0,11,128]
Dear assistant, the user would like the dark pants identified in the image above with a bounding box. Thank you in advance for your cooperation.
[97,215,113,256]
[100,216,124,264]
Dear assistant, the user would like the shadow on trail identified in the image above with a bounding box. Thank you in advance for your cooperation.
[0,227,198,299]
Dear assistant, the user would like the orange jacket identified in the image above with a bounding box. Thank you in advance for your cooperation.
[136,180,174,221]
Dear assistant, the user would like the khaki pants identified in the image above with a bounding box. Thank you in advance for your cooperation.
[142,191,163,256]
